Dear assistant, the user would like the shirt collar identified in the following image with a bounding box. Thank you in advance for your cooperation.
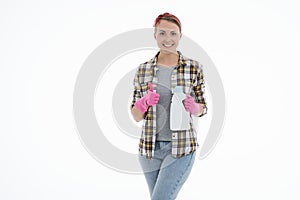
[150,51,185,67]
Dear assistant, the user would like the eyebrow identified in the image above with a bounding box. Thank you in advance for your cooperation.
[157,29,178,33]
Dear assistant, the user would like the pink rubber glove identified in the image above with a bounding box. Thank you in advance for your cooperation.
[184,94,200,115]
[134,83,160,113]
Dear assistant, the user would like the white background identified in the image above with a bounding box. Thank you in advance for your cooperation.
[1,0,300,199]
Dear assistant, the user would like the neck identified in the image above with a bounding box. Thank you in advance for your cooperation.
[157,51,179,67]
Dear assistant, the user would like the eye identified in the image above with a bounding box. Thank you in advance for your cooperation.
[159,32,165,36]
[171,32,177,36]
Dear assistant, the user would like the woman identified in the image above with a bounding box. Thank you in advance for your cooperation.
[130,12,207,200]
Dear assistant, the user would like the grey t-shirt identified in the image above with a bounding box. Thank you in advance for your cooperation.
[156,65,177,141]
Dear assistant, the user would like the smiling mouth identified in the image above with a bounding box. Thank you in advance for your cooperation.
[162,44,174,48]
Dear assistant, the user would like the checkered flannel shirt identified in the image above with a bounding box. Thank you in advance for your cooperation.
[131,51,207,159]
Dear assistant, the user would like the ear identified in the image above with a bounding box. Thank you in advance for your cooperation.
[179,32,182,39]
[153,32,157,40]
[153,27,158,40]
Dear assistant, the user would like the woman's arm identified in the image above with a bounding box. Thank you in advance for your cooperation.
[192,103,206,116]
[193,63,207,117]
[131,106,145,122]
[130,66,146,122]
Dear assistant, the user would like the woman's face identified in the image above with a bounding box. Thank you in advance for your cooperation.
[154,20,182,54]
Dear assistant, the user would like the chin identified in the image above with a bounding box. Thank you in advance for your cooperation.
[160,49,177,54]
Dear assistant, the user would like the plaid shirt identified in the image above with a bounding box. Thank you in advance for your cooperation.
[131,51,207,159]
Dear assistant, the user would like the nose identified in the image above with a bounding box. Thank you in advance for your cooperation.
[164,34,172,42]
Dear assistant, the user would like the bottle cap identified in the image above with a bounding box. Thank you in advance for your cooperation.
[173,86,183,93]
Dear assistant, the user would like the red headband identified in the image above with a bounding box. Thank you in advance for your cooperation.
[153,12,182,29]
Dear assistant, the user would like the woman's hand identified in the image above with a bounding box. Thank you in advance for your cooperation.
[183,94,204,115]
[134,83,160,113]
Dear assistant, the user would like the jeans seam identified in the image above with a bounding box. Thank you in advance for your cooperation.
[169,153,194,200]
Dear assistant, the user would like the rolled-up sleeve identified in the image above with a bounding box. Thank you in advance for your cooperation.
[193,63,207,117]
[130,67,142,109]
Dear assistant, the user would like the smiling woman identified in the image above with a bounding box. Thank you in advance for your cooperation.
[154,17,181,56]
[130,12,207,200]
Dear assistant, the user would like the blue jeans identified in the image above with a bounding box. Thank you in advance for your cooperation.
[139,141,196,200]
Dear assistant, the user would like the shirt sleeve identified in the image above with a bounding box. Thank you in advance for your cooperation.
[130,67,142,109]
[193,62,207,117]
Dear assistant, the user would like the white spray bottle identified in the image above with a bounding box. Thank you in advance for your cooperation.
[170,86,190,130]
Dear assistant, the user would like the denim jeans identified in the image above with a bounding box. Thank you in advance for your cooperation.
[139,141,196,200]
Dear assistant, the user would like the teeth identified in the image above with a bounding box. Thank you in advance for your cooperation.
[163,44,173,47]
